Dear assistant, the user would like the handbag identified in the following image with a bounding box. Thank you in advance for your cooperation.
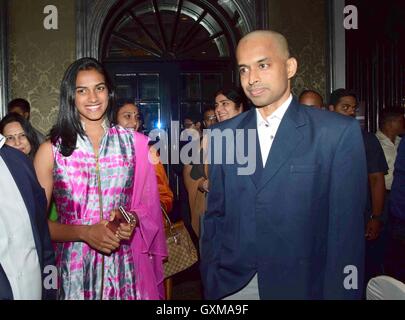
[162,206,198,278]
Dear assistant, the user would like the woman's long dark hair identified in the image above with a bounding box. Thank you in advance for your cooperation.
[0,112,40,159]
[50,57,115,157]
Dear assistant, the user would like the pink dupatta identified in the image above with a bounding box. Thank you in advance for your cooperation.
[130,132,168,299]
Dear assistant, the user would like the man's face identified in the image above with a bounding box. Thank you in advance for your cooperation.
[9,106,29,119]
[183,118,194,129]
[203,110,217,127]
[330,96,358,118]
[299,92,323,108]
[236,35,296,109]
[390,115,405,136]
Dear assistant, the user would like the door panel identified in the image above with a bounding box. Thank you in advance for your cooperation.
[105,60,232,198]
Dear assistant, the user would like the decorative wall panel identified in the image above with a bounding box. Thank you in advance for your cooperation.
[8,0,75,135]
[268,0,327,101]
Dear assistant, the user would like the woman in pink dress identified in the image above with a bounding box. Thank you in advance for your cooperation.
[34,58,167,300]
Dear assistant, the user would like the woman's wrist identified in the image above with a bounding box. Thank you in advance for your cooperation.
[77,225,90,242]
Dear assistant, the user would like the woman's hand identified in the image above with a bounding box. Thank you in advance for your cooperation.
[110,209,138,241]
[198,178,209,193]
[83,221,120,254]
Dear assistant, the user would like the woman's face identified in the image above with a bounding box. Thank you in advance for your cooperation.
[2,121,32,155]
[117,104,141,131]
[214,94,242,122]
[75,69,109,125]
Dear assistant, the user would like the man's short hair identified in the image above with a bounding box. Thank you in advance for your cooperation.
[7,98,31,113]
[329,88,357,107]
[184,112,201,124]
[299,89,322,100]
[379,107,404,129]
[203,106,215,115]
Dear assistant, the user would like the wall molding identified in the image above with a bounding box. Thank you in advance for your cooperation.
[76,0,117,59]
[327,0,346,97]
[76,0,265,60]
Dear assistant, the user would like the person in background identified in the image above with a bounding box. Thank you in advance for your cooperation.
[214,87,244,122]
[183,106,218,237]
[201,107,217,129]
[329,88,388,285]
[184,88,245,238]
[113,100,174,214]
[0,134,56,300]
[378,108,405,283]
[183,114,201,130]
[7,98,46,144]
[172,112,202,238]
[115,100,142,131]
[376,108,404,192]
[0,112,40,160]
[299,89,324,109]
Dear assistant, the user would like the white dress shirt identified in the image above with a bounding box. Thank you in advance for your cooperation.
[0,135,42,299]
[375,130,401,190]
[256,95,292,167]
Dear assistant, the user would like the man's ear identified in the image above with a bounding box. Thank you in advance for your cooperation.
[328,105,334,112]
[286,57,298,79]
[23,112,30,120]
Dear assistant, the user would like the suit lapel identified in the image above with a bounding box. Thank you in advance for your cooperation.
[257,100,306,192]
[0,148,42,260]
[237,108,261,188]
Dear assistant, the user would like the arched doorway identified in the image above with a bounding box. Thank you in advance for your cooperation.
[98,0,253,133]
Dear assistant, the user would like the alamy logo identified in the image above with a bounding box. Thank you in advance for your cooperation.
[43,5,58,30]
[343,265,358,290]
[343,5,358,30]
[148,122,257,175]
[43,265,58,290]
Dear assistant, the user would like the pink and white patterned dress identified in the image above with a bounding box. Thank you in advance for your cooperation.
[52,126,137,300]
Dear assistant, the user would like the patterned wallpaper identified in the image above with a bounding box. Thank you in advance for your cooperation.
[8,0,75,135]
[268,0,327,102]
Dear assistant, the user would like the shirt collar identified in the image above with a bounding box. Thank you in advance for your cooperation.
[256,94,292,126]
[376,130,389,141]
[0,134,5,149]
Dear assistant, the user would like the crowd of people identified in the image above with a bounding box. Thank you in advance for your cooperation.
[1,29,405,300]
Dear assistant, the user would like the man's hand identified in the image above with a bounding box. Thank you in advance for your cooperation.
[365,219,383,240]
[83,221,121,254]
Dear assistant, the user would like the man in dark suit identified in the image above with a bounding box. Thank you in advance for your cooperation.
[0,135,55,300]
[200,30,367,299]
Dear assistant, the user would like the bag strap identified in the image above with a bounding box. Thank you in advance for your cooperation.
[161,205,173,229]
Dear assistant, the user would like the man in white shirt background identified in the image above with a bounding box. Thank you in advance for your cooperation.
[376,108,405,192]
[375,108,405,280]
[0,134,55,300]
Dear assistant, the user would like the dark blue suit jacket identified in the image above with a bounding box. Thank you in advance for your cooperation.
[390,138,405,221]
[0,145,56,300]
[200,99,367,299]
